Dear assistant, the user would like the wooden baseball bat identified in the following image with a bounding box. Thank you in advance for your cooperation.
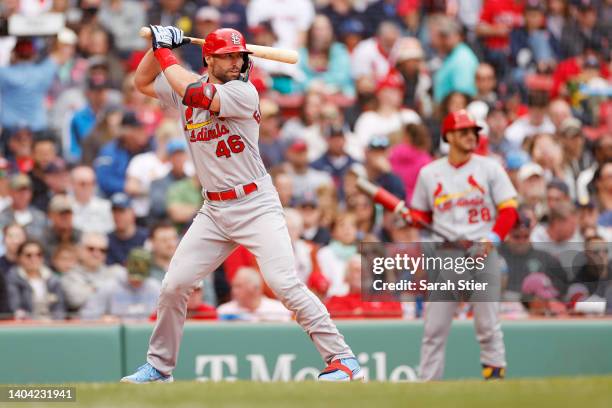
[139,27,299,64]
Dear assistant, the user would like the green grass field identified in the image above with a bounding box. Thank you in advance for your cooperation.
[7,376,612,408]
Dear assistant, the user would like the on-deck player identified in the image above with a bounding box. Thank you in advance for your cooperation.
[121,25,362,383]
[409,110,519,380]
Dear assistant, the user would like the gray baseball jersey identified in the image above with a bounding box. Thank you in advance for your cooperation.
[144,73,354,376]
[154,74,267,191]
[411,155,517,241]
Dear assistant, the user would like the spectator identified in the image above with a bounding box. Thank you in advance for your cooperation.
[150,280,217,320]
[61,232,125,313]
[430,14,479,102]
[351,21,401,83]
[532,202,583,261]
[294,193,331,246]
[149,139,190,223]
[319,0,361,38]
[247,0,315,49]
[148,0,195,28]
[547,0,568,58]
[81,105,124,166]
[285,208,329,297]
[217,266,292,322]
[98,0,147,53]
[548,99,573,132]
[594,161,612,212]
[338,17,366,53]
[214,0,248,34]
[347,192,378,239]
[517,162,547,218]
[0,223,26,273]
[40,158,72,211]
[474,63,498,105]
[70,165,114,234]
[559,118,595,198]
[29,136,60,212]
[364,137,406,200]
[476,0,524,78]
[42,194,82,261]
[505,92,555,149]
[0,174,46,241]
[576,197,604,240]
[181,6,221,72]
[391,37,432,116]
[284,139,333,199]
[311,124,359,198]
[546,179,572,213]
[569,235,611,299]
[166,175,202,233]
[80,248,161,320]
[5,127,34,173]
[500,209,564,299]
[0,37,71,133]
[6,240,66,320]
[51,244,78,275]
[317,213,358,297]
[559,0,608,58]
[296,14,354,96]
[576,136,612,204]
[257,99,285,170]
[279,90,325,154]
[521,271,567,316]
[326,254,403,318]
[389,123,433,202]
[148,221,179,282]
[486,105,513,157]
[107,193,148,266]
[94,111,154,197]
[354,72,421,152]
[69,72,112,163]
[272,172,294,208]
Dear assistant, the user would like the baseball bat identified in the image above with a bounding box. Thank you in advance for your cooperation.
[139,27,299,64]
[356,177,452,242]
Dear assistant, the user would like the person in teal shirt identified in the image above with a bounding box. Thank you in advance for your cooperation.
[295,15,354,97]
[431,16,479,103]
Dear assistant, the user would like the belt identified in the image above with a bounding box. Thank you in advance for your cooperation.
[206,182,258,201]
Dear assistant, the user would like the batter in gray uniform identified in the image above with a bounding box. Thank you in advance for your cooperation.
[121,26,362,383]
[410,110,519,381]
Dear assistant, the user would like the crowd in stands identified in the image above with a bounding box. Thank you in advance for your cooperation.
[0,0,611,322]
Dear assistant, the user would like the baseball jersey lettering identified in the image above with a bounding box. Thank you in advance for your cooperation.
[411,155,517,241]
[154,74,266,191]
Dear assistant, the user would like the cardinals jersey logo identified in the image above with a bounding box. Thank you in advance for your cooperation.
[467,175,485,195]
[184,106,213,131]
[433,175,486,209]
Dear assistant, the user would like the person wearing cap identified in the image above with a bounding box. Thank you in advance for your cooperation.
[94,111,154,197]
[391,36,432,114]
[41,194,82,261]
[182,6,221,72]
[106,193,148,266]
[354,71,421,154]
[311,124,359,199]
[5,127,34,174]
[296,14,354,97]
[61,231,125,314]
[28,136,61,212]
[40,158,71,211]
[285,138,334,199]
[559,117,595,194]
[532,202,583,263]
[546,178,572,213]
[576,135,612,204]
[364,136,406,201]
[319,0,361,39]
[504,150,529,188]
[80,247,161,320]
[486,106,514,158]
[0,158,11,213]
[0,35,72,133]
[70,165,114,234]
[149,139,190,223]
[0,174,46,241]
[292,191,331,246]
[429,14,478,102]
[517,162,547,218]
[68,71,112,162]
[521,272,567,316]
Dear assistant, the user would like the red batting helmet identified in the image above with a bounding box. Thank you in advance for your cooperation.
[203,28,251,71]
[441,110,483,142]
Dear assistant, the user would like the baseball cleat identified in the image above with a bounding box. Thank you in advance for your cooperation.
[120,363,174,384]
[482,364,505,380]
[318,357,364,382]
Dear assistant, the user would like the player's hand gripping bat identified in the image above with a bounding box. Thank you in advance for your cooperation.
[139,27,299,65]
[356,177,453,242]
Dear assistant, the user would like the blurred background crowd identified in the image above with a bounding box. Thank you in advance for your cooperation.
[0,0,611,322]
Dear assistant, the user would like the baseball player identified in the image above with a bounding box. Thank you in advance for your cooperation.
[410,110,519,380]
[120,26,361,383]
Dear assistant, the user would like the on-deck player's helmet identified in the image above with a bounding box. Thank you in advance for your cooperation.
[202,28,252,72]
[441,109,483,142]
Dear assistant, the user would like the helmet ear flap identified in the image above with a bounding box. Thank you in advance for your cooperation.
[241,54,250,73]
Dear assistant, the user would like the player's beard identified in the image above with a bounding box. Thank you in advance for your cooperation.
[211,64,241,83]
